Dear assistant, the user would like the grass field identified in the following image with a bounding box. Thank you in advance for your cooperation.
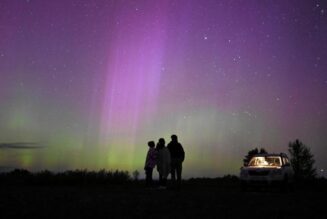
[1,179,326,218]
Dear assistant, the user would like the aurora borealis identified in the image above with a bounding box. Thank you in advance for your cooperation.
[0,0,327,178]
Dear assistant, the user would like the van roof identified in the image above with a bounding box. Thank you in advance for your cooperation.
[252,153,288,158]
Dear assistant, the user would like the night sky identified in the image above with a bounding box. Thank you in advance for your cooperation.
[1,0,326,177]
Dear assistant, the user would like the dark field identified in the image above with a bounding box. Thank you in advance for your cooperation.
[1,179,327,218]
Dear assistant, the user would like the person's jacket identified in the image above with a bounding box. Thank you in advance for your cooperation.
[167,141,185,161]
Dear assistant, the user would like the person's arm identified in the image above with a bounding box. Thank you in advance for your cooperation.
[144,150,150,169]
[181,144,185,162]
[150,150,157,166]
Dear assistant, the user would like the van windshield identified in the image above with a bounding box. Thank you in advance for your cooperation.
[248,156,281,167]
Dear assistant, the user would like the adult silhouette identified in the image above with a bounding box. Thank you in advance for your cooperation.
[144,141,157,187]
[167,135,185,188]
[156,138,171,188]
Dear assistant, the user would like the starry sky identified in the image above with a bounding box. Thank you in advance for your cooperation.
[0,0,327,177]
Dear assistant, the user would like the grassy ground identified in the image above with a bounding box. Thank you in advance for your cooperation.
[1,180,326,218]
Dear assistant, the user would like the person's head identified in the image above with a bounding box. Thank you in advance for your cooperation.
[148,141,155,148]
[171,134,178,142]
[156,138,165,150]
[159,138,165,146]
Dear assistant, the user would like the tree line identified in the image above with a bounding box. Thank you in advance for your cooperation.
[0,169,131,186]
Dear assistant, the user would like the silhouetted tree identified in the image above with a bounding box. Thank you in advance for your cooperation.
[243,148,268,166]
[132,170,139,181]
[288,139,316,180]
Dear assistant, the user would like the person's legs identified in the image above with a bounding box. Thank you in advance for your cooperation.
[145,167,153,187]
[162,177,167,187]
[171,160,176,182]
[176,160,182,186]
[159,174,163,186]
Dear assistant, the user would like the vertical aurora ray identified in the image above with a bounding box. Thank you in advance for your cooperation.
[99,2,169,169]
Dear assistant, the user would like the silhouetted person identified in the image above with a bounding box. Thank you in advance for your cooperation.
[156,138,171,189]
[167,135,185,188]
[144,141,157,187]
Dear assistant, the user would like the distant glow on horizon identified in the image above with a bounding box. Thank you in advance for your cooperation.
[0,0,327,177]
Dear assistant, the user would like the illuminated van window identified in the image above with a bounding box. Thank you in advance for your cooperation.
[248,156,282,167]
